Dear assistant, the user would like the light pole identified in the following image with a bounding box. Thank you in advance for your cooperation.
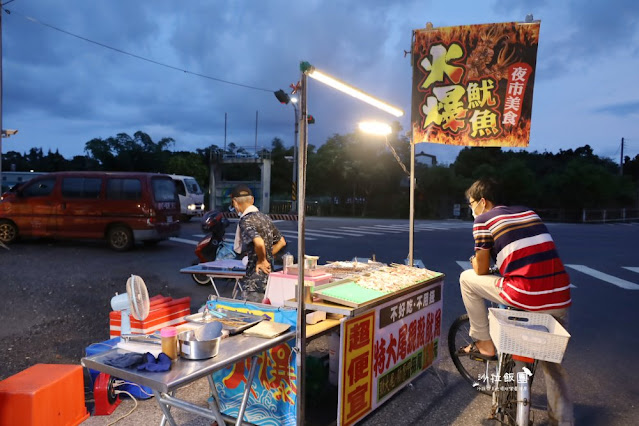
[274,89,300,213]
[294,61,404,424]
[358,121,414,266]
[290,98,299,213]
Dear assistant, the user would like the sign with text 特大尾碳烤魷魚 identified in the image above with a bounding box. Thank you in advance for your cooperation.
[337,281,443,426]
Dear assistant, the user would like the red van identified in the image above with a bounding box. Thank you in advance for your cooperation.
[0,171,180,251]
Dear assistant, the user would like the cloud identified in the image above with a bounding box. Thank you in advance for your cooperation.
[1,0,638,167]
[596,101,639,116]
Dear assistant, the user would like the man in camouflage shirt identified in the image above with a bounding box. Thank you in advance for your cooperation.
[231,185,286,302]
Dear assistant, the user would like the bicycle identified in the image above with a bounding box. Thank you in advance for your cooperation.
[449,306,550,426]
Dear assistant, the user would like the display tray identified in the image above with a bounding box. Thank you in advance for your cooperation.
[313,270,444,309]
[185,308,264,335]
[313,279,392,308]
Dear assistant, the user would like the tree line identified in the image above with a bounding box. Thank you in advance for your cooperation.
[3,129,638,219]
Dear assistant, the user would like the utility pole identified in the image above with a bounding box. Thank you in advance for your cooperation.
[254,110,258,154]
[620,137,624,175]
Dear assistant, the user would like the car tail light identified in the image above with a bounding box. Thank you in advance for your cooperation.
[148,208,157,225]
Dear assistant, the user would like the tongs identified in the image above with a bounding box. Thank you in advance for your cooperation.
[120,334,162,345]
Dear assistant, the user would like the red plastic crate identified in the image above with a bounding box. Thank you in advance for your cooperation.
[109,296,191,337]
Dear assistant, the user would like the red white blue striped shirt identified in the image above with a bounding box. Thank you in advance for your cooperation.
[473,206,572,311]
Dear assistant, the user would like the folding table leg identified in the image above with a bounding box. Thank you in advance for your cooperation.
[207,375,222,409]
[235,355,259,426]
[203,375,227,426]
[155,390,178,426]
[232,278,243,299]
[209,276,221,297]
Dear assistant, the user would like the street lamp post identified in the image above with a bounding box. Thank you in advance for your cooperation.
[358,121,414,266]
[290,98,299,213]
[295,70,308,423]
[293,62,404,424]
[409,137,415,266]
[274,89,300,214]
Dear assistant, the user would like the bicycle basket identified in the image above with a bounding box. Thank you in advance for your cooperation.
[488,308,571,363]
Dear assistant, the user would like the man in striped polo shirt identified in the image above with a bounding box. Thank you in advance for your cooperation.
[459,178,573,425]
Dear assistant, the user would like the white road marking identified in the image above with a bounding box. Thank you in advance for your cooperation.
[565,265,639,290]
[623,267,639,274]
[169,237,199,246]
[279,231,317,241]
[310,229,366,237]
[338,227,385,235]
[372,224,430,232]
[303,230,342,239]
[356,226,402,233]
[457,261,472,270]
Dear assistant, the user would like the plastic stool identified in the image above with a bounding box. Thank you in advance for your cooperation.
[0,364,90,426]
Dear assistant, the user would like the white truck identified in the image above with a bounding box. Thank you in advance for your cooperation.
[169,174,205,222]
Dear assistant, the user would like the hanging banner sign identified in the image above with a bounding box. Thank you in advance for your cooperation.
[411,21,541,147]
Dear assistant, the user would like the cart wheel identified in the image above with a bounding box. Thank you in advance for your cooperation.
[192,273,211,286]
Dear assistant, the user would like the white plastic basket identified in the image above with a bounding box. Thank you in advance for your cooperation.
[488,308,571,363]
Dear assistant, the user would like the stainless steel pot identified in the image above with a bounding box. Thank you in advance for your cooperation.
[177,330,221,360]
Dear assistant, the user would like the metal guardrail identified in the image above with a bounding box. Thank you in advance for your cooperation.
[536,208,639,223]
[580,208,639,223]
[267,202,639,223]
[270,200,320,216]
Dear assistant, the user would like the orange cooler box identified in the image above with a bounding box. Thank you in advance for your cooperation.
[0,364,89,426]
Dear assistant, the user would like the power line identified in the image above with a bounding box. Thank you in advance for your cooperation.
[4,7,275,93]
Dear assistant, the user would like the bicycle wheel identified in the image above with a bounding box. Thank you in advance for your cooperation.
[492,354,518,425]
[448,314,494,395]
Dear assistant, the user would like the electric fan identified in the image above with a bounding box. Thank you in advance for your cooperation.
[110,274,150,335]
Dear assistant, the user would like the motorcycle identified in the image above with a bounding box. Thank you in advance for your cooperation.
[192,210,237,285]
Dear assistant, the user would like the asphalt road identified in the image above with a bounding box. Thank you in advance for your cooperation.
[1,217,638,425]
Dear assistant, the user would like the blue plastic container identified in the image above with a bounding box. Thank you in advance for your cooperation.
[85,338,154,400]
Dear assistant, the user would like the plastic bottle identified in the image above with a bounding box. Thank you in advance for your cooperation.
[160,327,178,360]
[282,253,293,274]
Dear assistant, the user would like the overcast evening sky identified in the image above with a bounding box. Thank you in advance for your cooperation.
[2,0,639,166]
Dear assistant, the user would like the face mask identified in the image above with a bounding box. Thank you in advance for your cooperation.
[471,200,485,219]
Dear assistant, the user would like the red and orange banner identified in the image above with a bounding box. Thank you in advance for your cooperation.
[411,21,541,147]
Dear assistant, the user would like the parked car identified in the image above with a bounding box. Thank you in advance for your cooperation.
[169,174,205,222]
[0,171,180,251]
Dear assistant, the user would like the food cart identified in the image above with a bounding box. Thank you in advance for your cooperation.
[81,261,443,426]
[284,261,444,425]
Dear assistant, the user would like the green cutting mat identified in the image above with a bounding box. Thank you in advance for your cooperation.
[316,282,388,305]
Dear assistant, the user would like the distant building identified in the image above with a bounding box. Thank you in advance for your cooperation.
[1,171,44,192]
[416,152,437,167]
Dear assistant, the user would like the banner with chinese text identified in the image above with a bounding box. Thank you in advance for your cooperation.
[411,21,540,147]
[338,280,444,425]
[210,300,298,426]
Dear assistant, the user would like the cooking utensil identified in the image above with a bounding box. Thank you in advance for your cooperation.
[178,330,221,360]
[194,321,223,341]
[120,334,161,345]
